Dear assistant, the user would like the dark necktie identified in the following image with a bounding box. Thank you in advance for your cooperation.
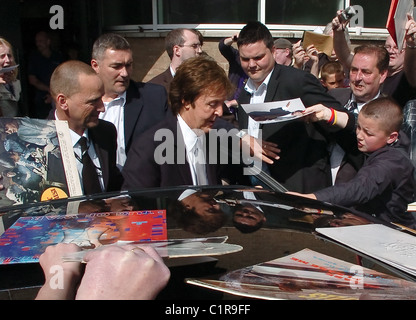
[78,137,101,195]
[347,100,357,112]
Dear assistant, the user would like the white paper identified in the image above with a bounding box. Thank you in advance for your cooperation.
[316,224,416,276]
[394,0,414,50]
[241,98,310,124]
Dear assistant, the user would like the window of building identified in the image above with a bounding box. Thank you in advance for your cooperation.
[265,0,339,26]
[350,0,390,29]
[159,0,258,24]
[101,0,153,27]
[102,0,390,36]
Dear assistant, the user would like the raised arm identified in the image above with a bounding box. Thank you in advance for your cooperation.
[404,14,416,87]
[332,10,354,70]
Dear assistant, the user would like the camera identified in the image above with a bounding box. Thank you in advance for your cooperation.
[339,6,357,23]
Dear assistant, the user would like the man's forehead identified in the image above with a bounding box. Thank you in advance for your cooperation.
[239,41,272,57]
[352,52,378,67]
[102,48,133,60]
[183,30,199,41]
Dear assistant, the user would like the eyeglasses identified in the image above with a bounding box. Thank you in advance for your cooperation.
[179,43,202,49]
[384,45,404,53]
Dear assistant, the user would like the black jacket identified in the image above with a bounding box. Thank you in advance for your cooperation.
[314,133,416,228]
[238,63,354,193]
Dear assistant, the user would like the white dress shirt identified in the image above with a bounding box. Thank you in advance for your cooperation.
[244,71,273,139]
[55,111,104,192]
[177,115,208,185]
[99,91,127,170]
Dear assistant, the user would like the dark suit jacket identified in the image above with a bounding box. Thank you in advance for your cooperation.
[49,114,123,193]
[124,81,169,154]
[328,87,367,183]
[148,68,173,95]
[122,113,221,189]
[328,87,352,106]
[238,64,354,193]
[89,120,124,192]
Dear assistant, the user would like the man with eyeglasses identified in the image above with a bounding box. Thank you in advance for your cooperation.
[381,35,416,105]
[149,28,203,93]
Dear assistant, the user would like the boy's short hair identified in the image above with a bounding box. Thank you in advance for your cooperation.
[320,61,344,81]
[360,97,403,134]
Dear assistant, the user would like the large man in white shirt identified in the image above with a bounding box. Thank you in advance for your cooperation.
[236,21,352,193]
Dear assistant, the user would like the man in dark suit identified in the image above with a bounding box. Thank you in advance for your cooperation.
[49,60,123,195]
[148,28,203,93]
[236,21,354,193]
[332,11,416,108]
[91,33,168,170]
[122,57,235,189]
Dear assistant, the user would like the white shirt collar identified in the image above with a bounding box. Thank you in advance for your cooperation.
[170,65,176,78]
[177,114,198,151]
[55,111,89,147]
[351,91,381,112]
[244,69,273,96]
[104,91,126,108]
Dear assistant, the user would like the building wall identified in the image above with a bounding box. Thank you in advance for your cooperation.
[127,36,231,83]
[125,35,385,83]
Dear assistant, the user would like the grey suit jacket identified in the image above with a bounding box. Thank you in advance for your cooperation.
[328,87,352,107]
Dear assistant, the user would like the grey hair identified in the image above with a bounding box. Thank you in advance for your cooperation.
[91,33,131,61]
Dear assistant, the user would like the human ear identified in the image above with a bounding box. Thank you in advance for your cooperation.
[379,69,388,84]
[387,131,399,144]
[56,94,69,111]
[91,59,99,73]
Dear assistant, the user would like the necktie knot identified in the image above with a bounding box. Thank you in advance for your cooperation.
[347,100,357,111]
[78,137,89,155]
[78,136,101,195]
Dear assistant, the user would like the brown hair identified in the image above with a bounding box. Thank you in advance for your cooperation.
[320,61,344,81]
[165,28,203,59]
[353,45,390,74]
[169,56,234,115]
[360,97,403,134]
[50,60,97,98]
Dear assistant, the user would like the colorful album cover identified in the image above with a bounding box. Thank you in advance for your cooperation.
[0,117,82,208]
[187,248,416,300]
[0,210,167,264]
